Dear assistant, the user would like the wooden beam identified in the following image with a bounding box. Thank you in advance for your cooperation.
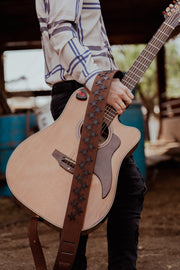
[6,90,51,98]
[4,41,42,51]
[156,46,167,137]
[0,49,11,114]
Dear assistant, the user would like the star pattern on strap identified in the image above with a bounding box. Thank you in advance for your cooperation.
[78,195,85,202]
[85,156,92,164]
[102,76,109,81]
[71,200,78,208]
[84,137,90,144]
[81,149,88,156]
[94,90,100,96]
[76,207,83,215]
[90,131,97,137]
[81,182,88,190]
[99,73,106,77]
[90,100,97,107]
[79,162,85,169]
[93,119,99,126]
[89,112,95,119]
[68,212,76,221]
[97,95,104,101]
[86,124,92,131]
[76,174,83,182]
[88,144,95,151]
[100,85,107,91]
[67,71,113,221]
[73,187,81,194]
[95,107,102,113]
[96,80,102,86]
[83,169,90,176]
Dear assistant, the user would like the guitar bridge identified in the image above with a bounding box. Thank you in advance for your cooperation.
[52,149,75,174]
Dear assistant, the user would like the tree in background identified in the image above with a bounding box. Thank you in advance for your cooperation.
[166,40,180,98]
[111,38,180,140]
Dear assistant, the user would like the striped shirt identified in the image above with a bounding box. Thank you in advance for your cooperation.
[35,0,117,91]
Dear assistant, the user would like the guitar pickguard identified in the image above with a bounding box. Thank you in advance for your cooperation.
[52,133,120,199]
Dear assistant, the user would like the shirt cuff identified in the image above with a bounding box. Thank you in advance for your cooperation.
[83,69,101,91]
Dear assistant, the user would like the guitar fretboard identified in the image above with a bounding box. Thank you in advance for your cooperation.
[103,13,177,129]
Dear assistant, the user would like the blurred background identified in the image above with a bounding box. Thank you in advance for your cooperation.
[0,1,180,269]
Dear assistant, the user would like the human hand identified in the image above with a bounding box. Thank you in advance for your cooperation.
[107,78,134,115]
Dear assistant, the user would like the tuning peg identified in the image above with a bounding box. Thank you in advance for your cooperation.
[162,8,171,16]
[169,4,176,12]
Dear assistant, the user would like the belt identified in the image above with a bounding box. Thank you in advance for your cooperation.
[52,81,83,96]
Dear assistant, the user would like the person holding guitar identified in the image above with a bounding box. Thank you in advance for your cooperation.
[35,0,146,269]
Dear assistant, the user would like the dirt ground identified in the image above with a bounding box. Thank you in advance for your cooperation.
[0,142,180,270]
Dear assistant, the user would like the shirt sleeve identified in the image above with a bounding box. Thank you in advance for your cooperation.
[45,0,101,90]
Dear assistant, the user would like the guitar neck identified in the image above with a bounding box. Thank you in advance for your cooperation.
[121,16,175,91]
[103,14,177,126]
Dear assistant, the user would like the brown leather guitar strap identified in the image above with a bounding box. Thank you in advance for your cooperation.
[28,70,122,270]
[53,70,122,270]
[28,217,48,270]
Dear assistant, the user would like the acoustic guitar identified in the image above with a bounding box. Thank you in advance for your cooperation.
[6,2,180,232]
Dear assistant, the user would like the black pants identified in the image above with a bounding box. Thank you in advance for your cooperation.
[50,81,146,270]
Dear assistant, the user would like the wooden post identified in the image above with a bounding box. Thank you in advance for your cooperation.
[156,46,166,138]
[0,48,11,114]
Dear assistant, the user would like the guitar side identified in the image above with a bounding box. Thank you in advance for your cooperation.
[6,90,140,232]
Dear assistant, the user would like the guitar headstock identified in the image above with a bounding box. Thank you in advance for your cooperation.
[163,0,180,26]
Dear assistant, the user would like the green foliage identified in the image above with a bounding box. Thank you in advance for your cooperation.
[165,40,180,98]
[111,37,180,102]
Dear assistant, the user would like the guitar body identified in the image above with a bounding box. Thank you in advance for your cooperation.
[6,89,140,232]
[6,1,180,232]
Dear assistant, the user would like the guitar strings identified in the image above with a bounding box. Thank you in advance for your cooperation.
[126,14,175,80]
[63,12,178,164]
[120,16,175,92]
[100,12,177,136]
[123,21,173,91]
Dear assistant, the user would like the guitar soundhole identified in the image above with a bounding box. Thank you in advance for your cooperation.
[100,122,109,143]
[80,122,109,144]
